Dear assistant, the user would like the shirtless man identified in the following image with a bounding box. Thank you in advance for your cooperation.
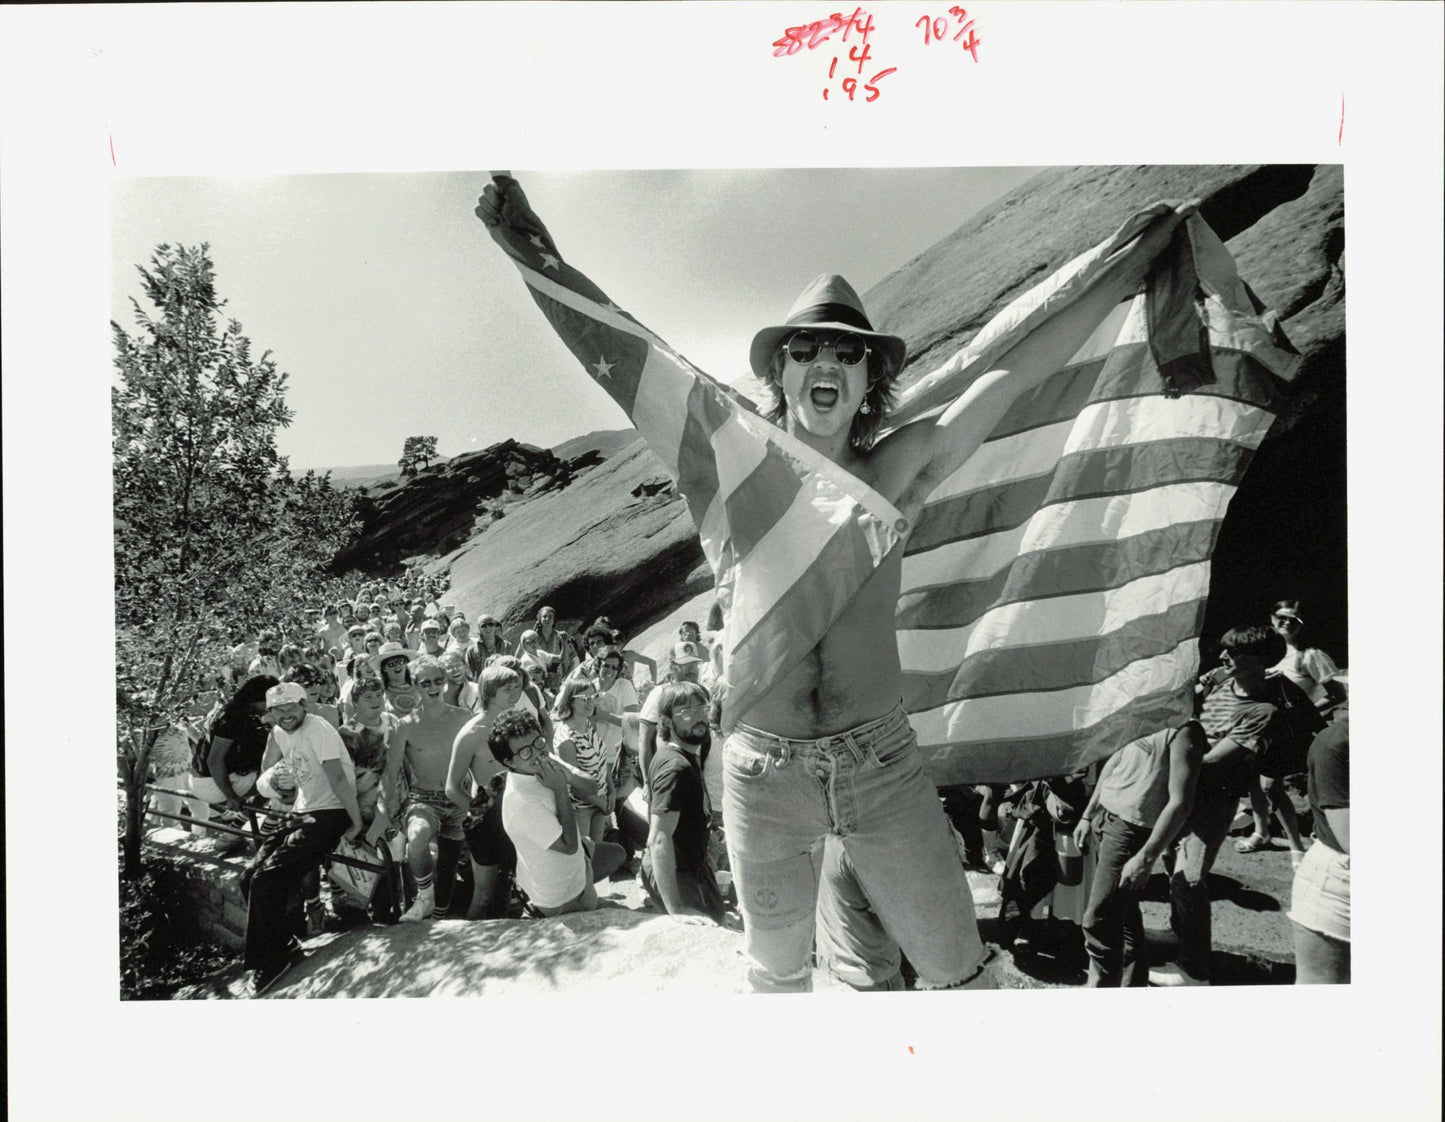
[393,655,475,921]
[477,175,1191,991]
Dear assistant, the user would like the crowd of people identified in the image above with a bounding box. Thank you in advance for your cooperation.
[153,568,738,995]
[153,569,1348,997]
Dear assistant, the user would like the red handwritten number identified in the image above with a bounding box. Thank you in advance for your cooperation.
[915,14,933,43]
[864,66,896,101]
[773,27,805,56]
[848,43,873,72]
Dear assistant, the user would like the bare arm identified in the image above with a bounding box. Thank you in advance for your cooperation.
[1119,725,1206,889]
[1323,806,1349,853]
[647,811,708,921]
[554,737,607,807]
[1073,751,1120,850]
[639,720,659,787]
[445,727,480,810]
[205,736,243,808]
[321,758,363,841]
[535,757,580,855]
[1201,735,1249,766]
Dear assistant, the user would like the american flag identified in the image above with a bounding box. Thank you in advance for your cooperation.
[480,177,1300,784]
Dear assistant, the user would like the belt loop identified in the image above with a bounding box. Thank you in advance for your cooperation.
[843,732,863,763]
[775,742,791,768]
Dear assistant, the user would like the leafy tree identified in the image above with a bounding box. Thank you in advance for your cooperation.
[113,244,360,877]
[398,434,439,476]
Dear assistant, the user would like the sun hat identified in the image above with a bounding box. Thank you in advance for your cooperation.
[265,682,309,707]
[371,641,412,673]
[749,274,906,381]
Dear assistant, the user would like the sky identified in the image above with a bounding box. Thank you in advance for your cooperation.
[111,167,1039,470]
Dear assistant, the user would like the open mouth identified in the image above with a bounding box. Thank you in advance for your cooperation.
[808,380,840,410]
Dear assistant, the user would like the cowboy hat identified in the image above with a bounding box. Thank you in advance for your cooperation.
[749,274,906,380]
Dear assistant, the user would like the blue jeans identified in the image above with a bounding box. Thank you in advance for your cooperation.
[1161,788,1238,981]
[722,705,985,993]
[1081,809,1153,987]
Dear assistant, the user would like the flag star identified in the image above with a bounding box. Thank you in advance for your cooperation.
[529,234,547,248]
[540,252,561,270]
[592,356,615,380]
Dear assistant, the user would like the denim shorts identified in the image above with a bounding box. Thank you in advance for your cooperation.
[722,704,984,992]
[1288,838,1350,942]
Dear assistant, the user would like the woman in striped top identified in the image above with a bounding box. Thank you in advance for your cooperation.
[552,674,613,847]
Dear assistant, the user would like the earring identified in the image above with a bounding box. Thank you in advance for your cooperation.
[860,401,872,414]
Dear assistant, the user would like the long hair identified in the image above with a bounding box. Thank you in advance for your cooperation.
[220,674,279,725]
[552,674,596,721]
[762,345,900,454]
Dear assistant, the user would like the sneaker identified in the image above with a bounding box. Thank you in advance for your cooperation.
[1148,962,1208,987]
[399,886,435,923]
[304,899,327,937]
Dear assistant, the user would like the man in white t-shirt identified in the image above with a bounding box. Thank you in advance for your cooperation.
[490,709,621,916]
[242,682,362,996]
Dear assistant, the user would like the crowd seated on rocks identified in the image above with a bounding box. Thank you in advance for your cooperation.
[148,568,1348,996]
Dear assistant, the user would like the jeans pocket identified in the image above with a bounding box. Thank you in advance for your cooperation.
[722,738,770,783]
[864,724,916,769]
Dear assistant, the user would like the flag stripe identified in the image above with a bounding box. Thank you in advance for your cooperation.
[909,638,1199,744]
[918,685,1196,785]
[902,596,1206,709]
[908,435,1254,552]
[728,519,893,710]
[897,519,1220,633]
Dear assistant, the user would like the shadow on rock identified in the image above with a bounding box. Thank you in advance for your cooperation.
[271,909,748,999]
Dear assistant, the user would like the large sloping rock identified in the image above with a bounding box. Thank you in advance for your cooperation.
[437,435,710,637]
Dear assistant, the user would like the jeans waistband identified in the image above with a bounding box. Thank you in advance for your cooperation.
[733,702,908,758]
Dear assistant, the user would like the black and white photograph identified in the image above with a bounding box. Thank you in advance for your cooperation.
[3,4,1441,1122]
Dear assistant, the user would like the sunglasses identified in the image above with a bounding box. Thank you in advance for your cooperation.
[783,329,869,367]
[415,676,447,688]
[514,735,549,762]
[1272,614,1302,626]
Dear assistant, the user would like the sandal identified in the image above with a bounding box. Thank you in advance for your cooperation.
[1234,833,1270,853]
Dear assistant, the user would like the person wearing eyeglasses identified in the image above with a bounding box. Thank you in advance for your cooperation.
[641,682,726,925]
[391,655,476,922]
[1149,625,1322,986]
[489,709,627,917]
[474,614,508,660]
[477,175,1191,992]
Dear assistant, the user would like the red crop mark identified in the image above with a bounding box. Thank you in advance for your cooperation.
[1338,93,1344,146]
[908,1045,915,1054]
[109,131,116,166]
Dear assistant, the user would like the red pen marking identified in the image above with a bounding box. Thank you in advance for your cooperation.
[1338,93,1344,146]
[109,131,116,167]
[908,1046,915,1054]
